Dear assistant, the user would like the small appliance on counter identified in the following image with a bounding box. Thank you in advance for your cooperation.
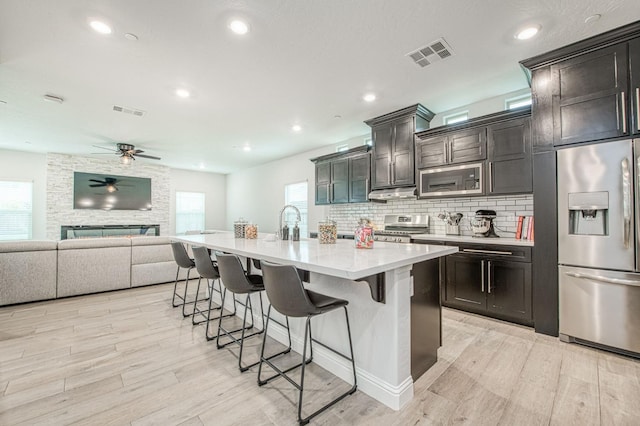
[471,210,499,238]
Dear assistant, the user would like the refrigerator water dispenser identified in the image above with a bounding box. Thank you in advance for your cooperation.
[568,191,608,236]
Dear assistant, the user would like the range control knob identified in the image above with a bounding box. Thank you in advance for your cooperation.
[396,238,402,243]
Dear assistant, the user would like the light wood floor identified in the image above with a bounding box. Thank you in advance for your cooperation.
[1,282,639,425]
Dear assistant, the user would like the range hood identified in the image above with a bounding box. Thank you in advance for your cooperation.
[368,187,417,202]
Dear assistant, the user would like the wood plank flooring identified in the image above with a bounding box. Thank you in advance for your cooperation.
[1,282,639,425]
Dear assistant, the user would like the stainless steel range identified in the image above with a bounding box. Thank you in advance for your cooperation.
[373,214,429,243]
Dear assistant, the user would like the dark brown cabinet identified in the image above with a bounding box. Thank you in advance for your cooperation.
[416,127,486,169]
[550,44,629,145]
[310,146,370,205]
[487,117,532,194]
[348,153,370,203]
[365,104,434,190]
[443,244,533,326]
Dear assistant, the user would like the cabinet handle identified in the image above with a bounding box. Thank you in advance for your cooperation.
[636,87,640,131]
[621,91,627,134]
[329,185,333,202]
[462,248,513,256]
[481,260,485,292]
[391,162,396,184]
[388,162,392,185]
[487,260,492,294]
[448,141,453,163]
[489,161,493,193]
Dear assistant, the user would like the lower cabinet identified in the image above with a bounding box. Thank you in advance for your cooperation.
[443,244,533,326]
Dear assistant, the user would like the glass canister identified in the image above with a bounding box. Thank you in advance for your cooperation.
[354,218,374,249]
[234,217,248,238]
[318,218,337,244]
[245,223,258,239]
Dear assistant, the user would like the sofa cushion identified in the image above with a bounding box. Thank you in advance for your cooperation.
[130,236,172,247]
[0,240,58,253]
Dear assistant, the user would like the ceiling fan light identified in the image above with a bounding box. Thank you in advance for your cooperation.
[120,155,132,165]
[106,184,117,193]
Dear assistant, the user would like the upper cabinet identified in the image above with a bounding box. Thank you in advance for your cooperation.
[550,44,629,145]
[365,104,435,189]
[521,22,640,148]
[415,109,533,197]
[416,127,486,169]
[487,117,532,194]
[310,146,371,205]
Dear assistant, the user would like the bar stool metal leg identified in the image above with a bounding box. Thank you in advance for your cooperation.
[172,266,192,307]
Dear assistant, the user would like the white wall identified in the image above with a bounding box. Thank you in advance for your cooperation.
[170,168,227,233]
[0,150,48,239]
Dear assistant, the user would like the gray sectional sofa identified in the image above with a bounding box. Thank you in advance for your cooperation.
[0,236,187,306]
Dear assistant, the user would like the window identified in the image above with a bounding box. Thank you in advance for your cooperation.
[364,138,372,147]
[336,143,349,152]
[284,182,308,237]
[443,111,469,125]
[0,181,33,240]
[176,192,205,234]
[506,94,532,110]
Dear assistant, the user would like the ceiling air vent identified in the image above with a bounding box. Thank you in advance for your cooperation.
[407,38,454,68]
[112,105,145,117]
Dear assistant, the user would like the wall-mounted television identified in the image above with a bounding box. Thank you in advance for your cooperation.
[73,172,152,210]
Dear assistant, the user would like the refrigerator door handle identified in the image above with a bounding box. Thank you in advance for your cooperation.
[622,157,631,249]
[565,271,640,287]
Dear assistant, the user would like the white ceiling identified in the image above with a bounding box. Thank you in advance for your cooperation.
[1,1,639,173]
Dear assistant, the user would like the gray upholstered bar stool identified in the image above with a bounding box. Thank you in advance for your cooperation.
[258,261,357,425]
[191,246,237,334]
[170,241,198,315]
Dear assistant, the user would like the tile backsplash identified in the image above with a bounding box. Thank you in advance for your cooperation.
[328,194,533,237]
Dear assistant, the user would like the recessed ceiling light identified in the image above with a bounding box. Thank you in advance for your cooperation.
[89,20,112,35]
[515,25,541,40]
[292,124,302,132]
[124,33,139,41]
[176,89,190,98]
[198,163,205,169]
[243,145,252,152]
[363,93,376,102]
[229,20,250,35]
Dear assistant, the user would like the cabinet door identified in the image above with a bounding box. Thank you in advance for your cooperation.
[487,117,532,194]
[391,117,416,186]
[449,127,486,164]
[330,158,349,203]
[551,44,629,145]
[349,154,370,203]
[371,123,393,189]
[416,136,448,168]
[315,161,331,205]
[631,38,640,136]
[444,254,486,311]
[486,260,532,324]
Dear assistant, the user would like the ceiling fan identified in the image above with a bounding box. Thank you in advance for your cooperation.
[92,143,162,165]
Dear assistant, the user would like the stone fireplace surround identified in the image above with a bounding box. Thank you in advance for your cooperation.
[60,224,160,240]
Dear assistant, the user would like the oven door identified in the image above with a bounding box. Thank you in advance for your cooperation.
[419,162,483,197]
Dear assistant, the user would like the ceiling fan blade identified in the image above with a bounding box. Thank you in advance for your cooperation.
[132,149,144,154]
[135,154,161,160]
[89,184,106,187]
[92,145,116,152]
[89,179,105,183]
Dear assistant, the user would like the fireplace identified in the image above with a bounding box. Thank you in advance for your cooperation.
[61,225,160,240]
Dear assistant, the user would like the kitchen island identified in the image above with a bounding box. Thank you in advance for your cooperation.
[173,233,457,410]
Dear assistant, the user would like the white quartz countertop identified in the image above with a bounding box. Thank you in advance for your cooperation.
[411,233,534,247]
[173,233,458,280]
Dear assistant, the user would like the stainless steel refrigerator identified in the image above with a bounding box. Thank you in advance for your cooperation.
[558,138,640,356]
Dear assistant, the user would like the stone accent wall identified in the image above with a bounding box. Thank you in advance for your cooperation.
[46,153,170,240]
[328,194,533,237]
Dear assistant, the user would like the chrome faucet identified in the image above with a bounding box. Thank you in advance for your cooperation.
[277,204,301,240]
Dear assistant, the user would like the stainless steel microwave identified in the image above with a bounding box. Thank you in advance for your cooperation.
[418,162,483,197]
